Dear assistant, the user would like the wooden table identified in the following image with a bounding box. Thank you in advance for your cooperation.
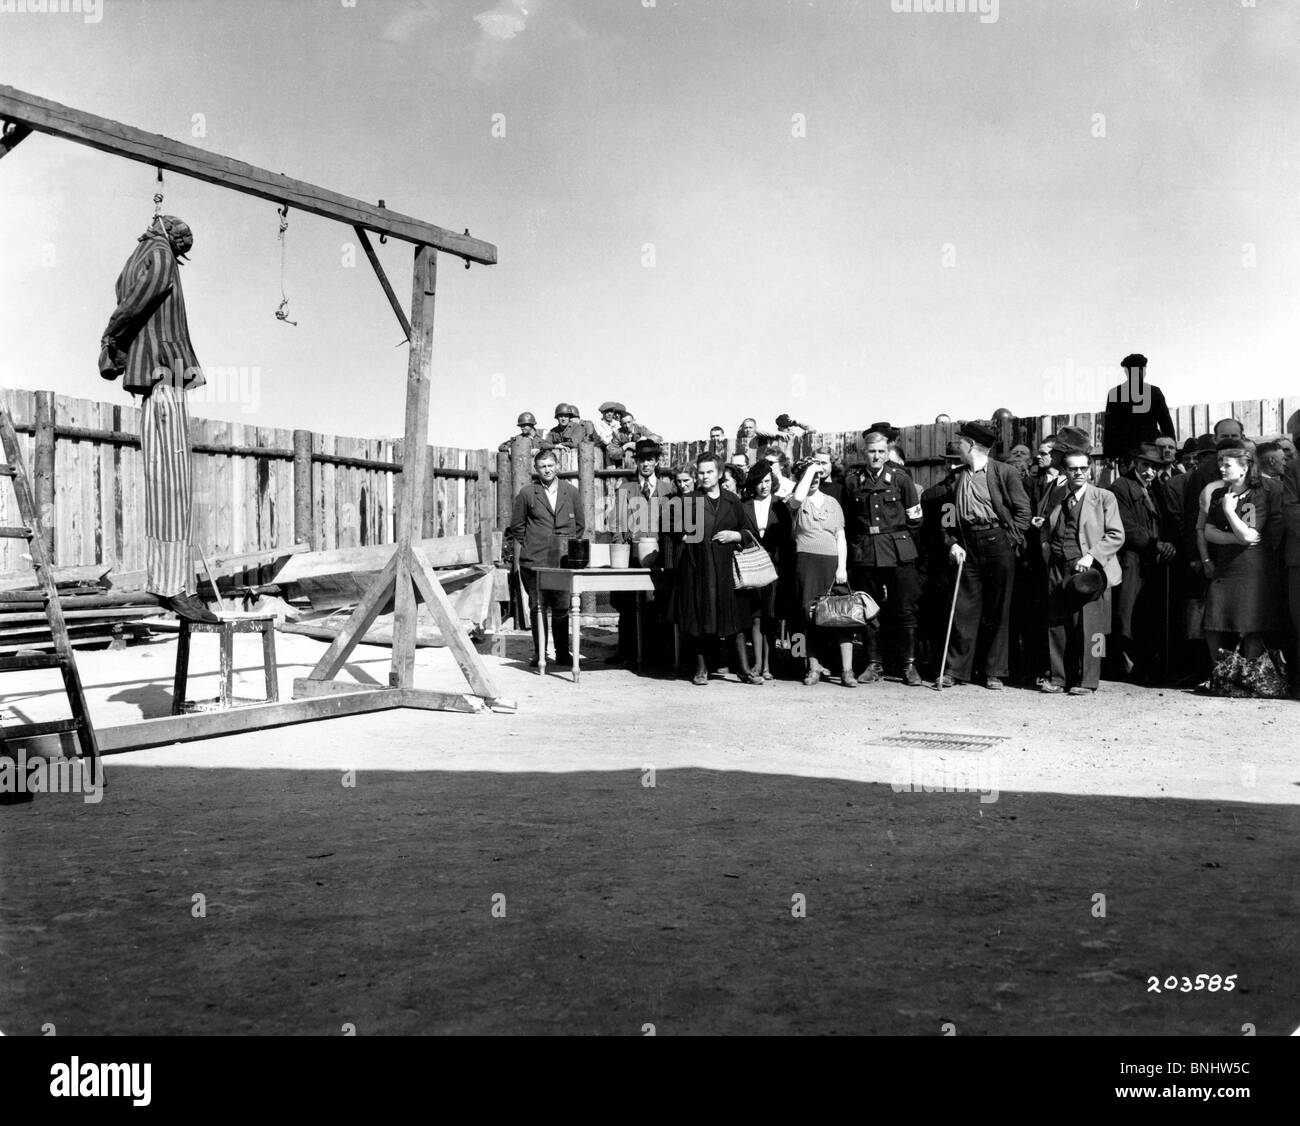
[534,567,669,683]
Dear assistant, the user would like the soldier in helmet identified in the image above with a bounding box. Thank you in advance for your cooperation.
[844,429,925,685]
[500,411,541,453]
[546,403,595,450]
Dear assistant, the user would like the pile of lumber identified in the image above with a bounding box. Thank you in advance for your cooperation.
[0,575,164,654]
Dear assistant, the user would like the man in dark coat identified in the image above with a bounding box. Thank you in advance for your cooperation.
[99,215,215,622]
[843,429,924,684]
[1102,353,1175,460]
[1161,434,1217,683]
[1107,443,1177,681]
[507,448,585,668]
[936,420,1032,689]
[612,439,676,665]
[918,441,964,674]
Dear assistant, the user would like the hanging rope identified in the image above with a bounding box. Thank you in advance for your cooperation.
[275,204,297,326]
[152,167,164,224]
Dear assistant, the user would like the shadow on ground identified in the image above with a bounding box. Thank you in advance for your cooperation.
[1,767,1296,1035]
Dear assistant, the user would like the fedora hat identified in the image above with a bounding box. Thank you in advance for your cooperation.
[1054,426,1092,455]
[958,419,998,448]
[633,438,661,460]
[1128,442,1165,465]
[1066,562,1108,604]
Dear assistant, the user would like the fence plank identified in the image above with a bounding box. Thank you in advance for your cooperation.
[1282,397,1300,437]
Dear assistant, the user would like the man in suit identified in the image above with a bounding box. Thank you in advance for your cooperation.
[1107,443,1176,682]
[1102,353,1176,460]
[937,420,1032,689]
[1037,449,1126,694]
[1283,447,1300,697]
[100,215,216,623]
[613,439,675,665]
[918,441,964,675]
[508,448,586,667]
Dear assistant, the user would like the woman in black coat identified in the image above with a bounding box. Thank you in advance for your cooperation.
[670,452,762,685]
[741,460,793,679]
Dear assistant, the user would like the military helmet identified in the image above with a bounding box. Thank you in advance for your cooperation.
[517,412,536,427]
[554,403,579,419]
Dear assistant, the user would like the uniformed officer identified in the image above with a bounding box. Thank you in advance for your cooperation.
[546,403,595,449]
[844,429,925,684]
[499,411,541,453]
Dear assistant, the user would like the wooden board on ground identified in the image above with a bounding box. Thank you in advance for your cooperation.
[276,534,496,585]
[295,564,486,613]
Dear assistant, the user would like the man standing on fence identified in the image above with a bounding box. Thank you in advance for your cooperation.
[99,215,216,623]
[1101,353,1176,461]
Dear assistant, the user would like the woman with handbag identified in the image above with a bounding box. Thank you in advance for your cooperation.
[788,457,856,686]
[669,452,763,686]
[741,460,793,680]
[1195,443,1287,695]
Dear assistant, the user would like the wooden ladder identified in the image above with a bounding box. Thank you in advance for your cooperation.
[0,398,100,785]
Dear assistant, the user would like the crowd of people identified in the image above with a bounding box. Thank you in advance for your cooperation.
[503,355,1300,700]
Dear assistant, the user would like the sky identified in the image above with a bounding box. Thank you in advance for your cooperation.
[1,0,1296,449]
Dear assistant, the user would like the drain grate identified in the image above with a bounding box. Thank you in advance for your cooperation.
[885,731,1008,752]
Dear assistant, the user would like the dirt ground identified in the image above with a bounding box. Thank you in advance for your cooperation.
[2,627,1298,1035]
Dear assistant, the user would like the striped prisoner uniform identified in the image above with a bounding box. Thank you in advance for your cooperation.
[101,227,204,596]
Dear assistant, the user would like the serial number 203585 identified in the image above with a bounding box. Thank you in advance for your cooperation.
[1147,975,1238,993]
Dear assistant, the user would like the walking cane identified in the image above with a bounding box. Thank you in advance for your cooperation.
[934,555,964,692]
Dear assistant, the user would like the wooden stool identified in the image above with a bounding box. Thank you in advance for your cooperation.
[172,615,279,715]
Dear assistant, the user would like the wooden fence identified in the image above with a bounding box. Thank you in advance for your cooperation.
[3,387,1297,575]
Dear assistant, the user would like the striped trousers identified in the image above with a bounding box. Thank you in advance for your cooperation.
[140,384,192,597]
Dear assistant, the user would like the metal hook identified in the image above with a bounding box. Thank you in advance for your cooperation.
[378,200,387,244]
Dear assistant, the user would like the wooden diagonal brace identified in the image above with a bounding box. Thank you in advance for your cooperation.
[354,226,412,341]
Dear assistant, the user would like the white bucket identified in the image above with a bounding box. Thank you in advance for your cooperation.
[609,543,631,569]
[588,542,611,568]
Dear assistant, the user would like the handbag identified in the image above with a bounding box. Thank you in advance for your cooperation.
[732,535,778,589]
[809,582,880,629]
[1200,647,1289,699]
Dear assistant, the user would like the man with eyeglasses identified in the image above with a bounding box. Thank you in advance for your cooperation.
[1036,451,1125,694]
